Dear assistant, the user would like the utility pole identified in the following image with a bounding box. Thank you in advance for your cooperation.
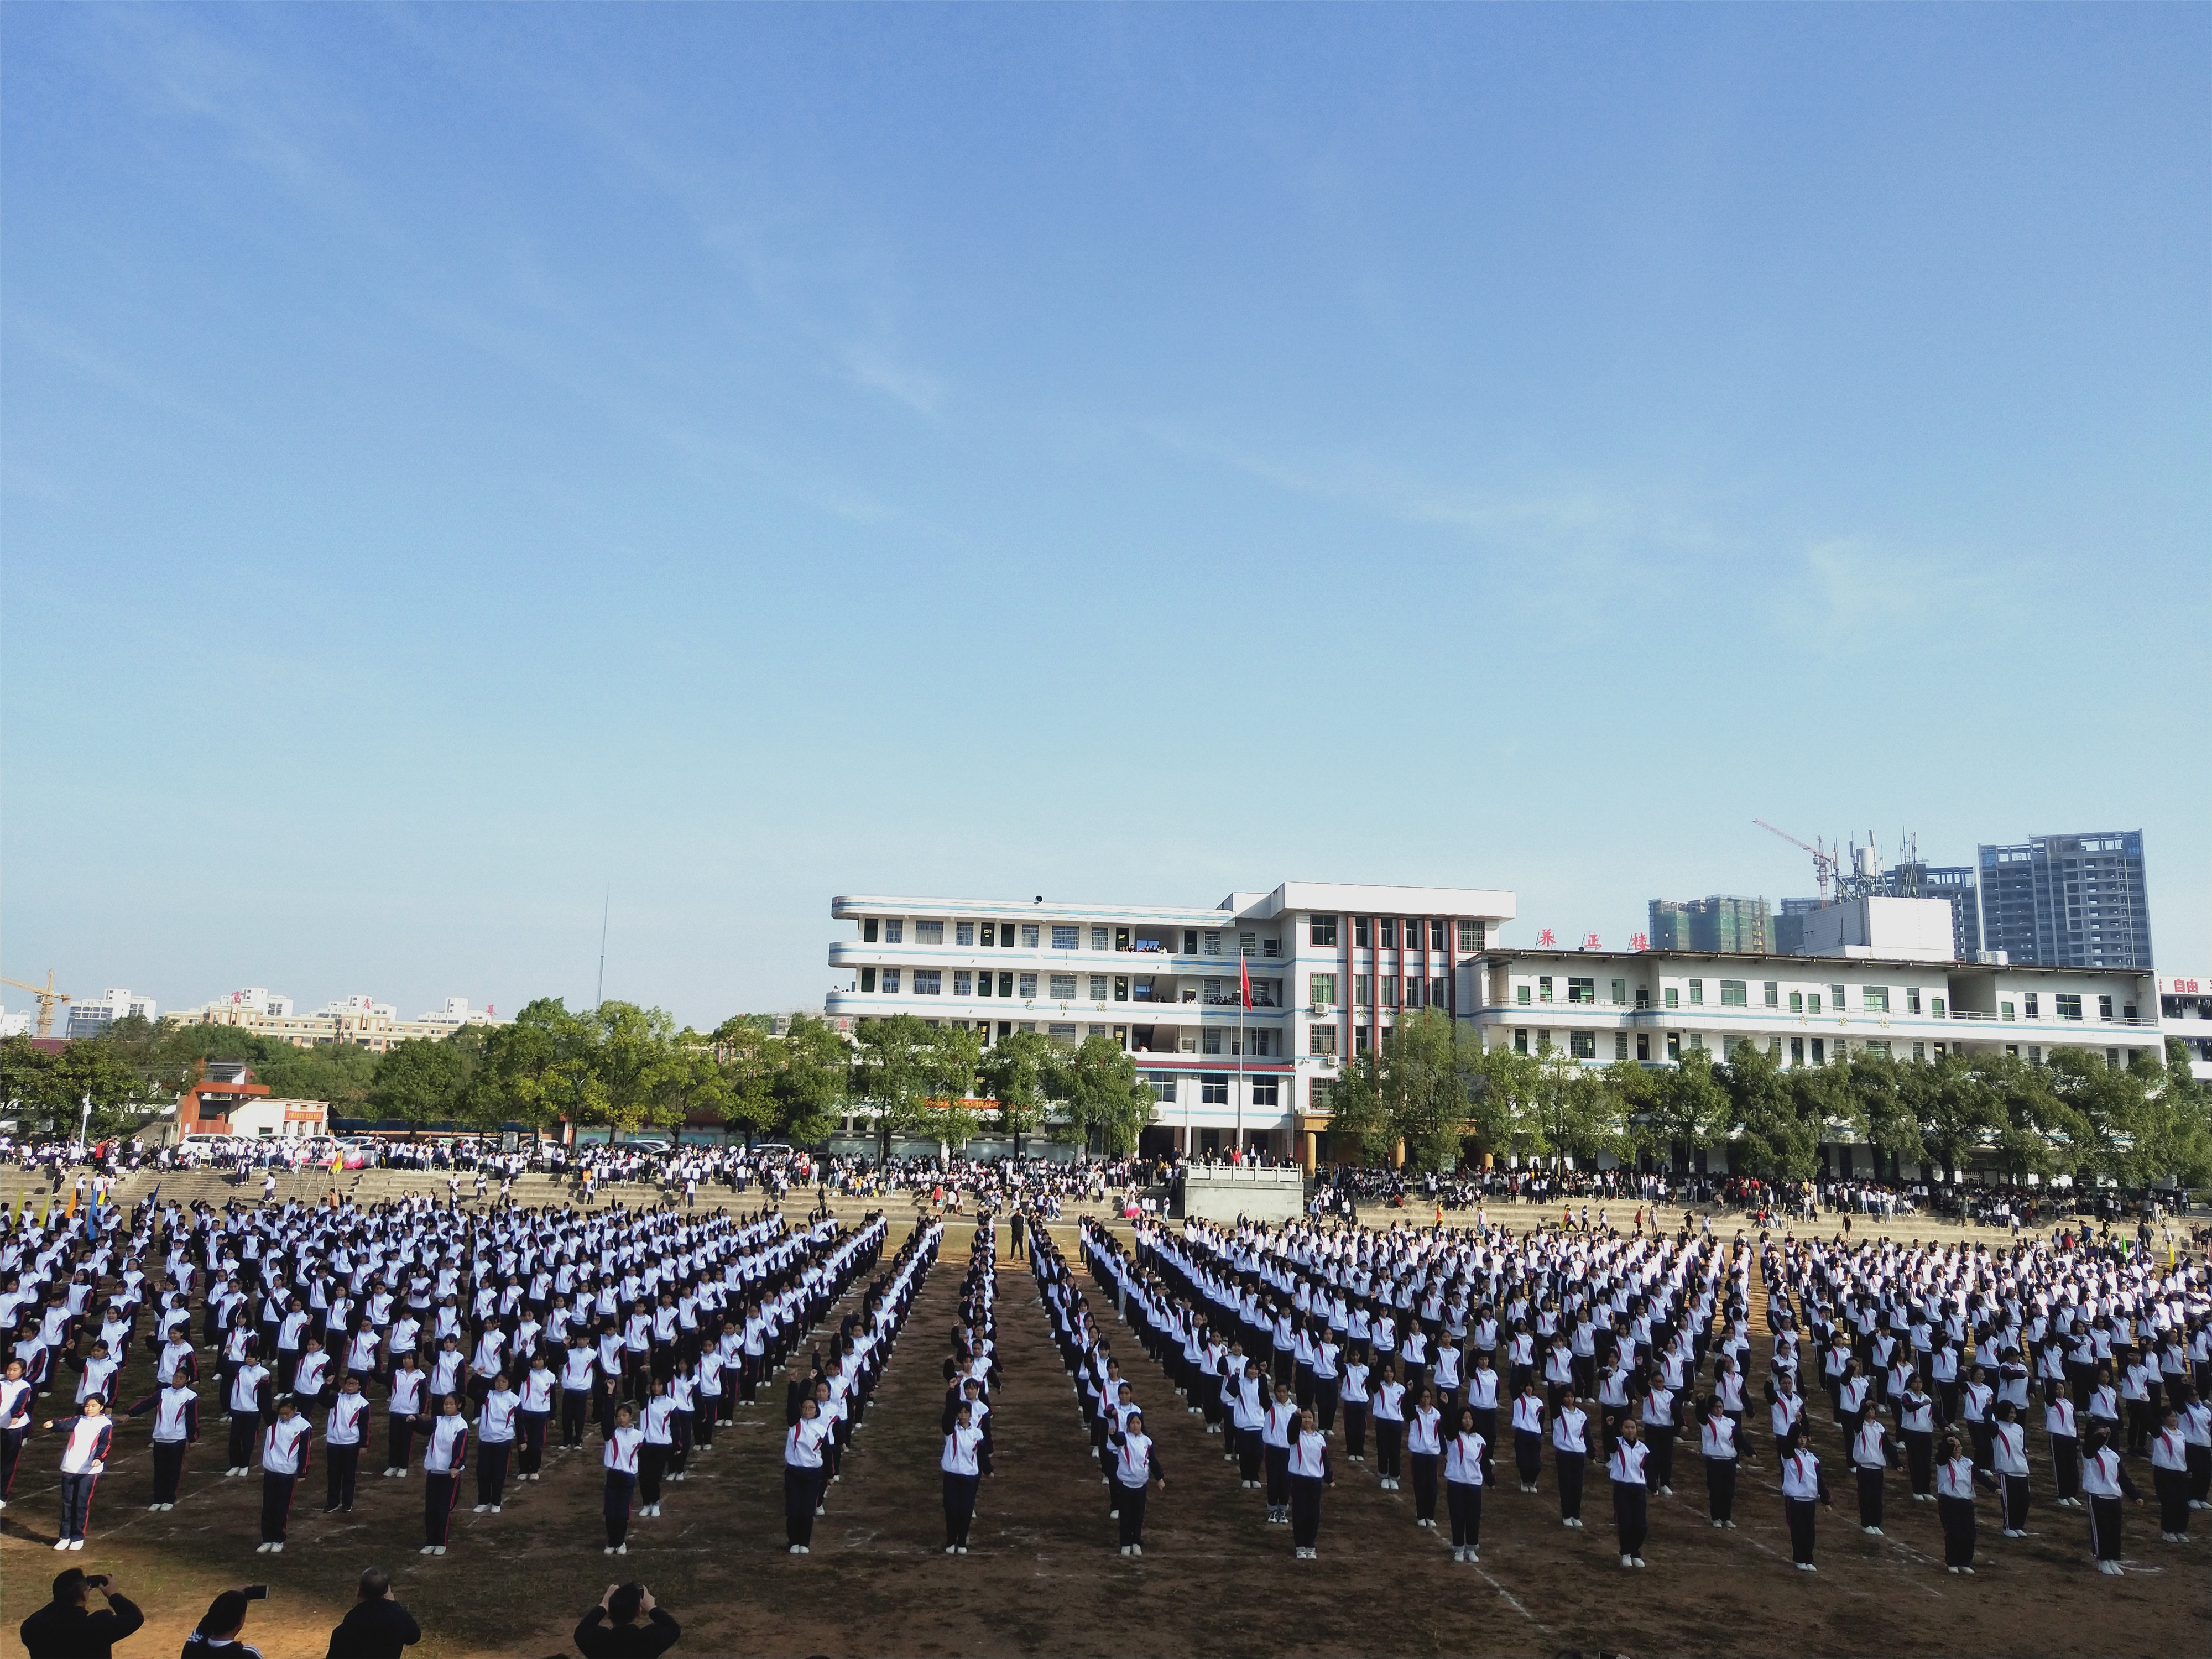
[596,889,609,1008]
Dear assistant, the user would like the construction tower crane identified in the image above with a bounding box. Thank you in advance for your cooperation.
[1752,820,1837,904]
[0,971,73,1040]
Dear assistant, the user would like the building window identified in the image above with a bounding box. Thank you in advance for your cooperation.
[956,922,975,947]
[1380,976,1399,1008]
[2024,994,2039,1018]
[953,972,972,995]
[1767,1036,1781,1060]
[1828,984,1845,1011]
[1687,1032,1705,1051]
[1764,982,1779,1009]
[1182,930,1199,956]
[1201,1074,1229,1105]
[860,967,877,993]
[1664,987,1679,1010]
[1203,1027,1224,1055]
[997,972,1015,998]
[1113,977,1129,1003]
[1354,917,1372,948]
[1458,919,1484,952]
[1862,986,1889,1014]
[1513,1029,1528,1055]
[1404,977,1423,1008]
[1809,1037,1824,1065]
[1666,1032,1681,1060]
[863,918,879,943]
[1252,1078,1280,1107]
[1569,1031,1597,1060]
[1430,920,1446,950]
[1567,977,1595,1004]
[1790,1037,1803,1066]
[915,921,944,945]
[1091,926,1110,951]
[2098,995,2114,1020]
[2027,1045,2041,1064]
[1866,1039,1891,1057]
[1354,1026,1371,1055]
[1204,931,1221,956]
[1088,975,1109,1001]
[914,971,942,995]
[1052,925,1078,950]
[1016,972,1037,998]
[1515,984,1530,1006]
[1380,918,1397,948]
[1719,980,1747,1008]
[1912,1041,1925,1061]
[1311,1024,1339,1056]
[1310,974,1338,1008]
[1050,974,1077,1000]
[1688,979,1704,1006]
[1538,975,1554,1003]
[1614,1032,1629,1061]
[1357,976,1374,1007]
[1789,991,1803,1014]
[1932,998,1945,1018]
[1310,915,1339,947]
[884,920,904,944]
[1636,1033,1650,1060]
[1431,977,1447,1007]
[881,969,901,994]
[2056,994,2082,1020]
[1806,993,1822,1015]
[1609,978,1627,1004]
[1907,986,1921,1014]
[981,923,998,947]
[1047,1022,1077,1044]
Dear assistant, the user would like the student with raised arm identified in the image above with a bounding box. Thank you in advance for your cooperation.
[1106,1406,1165,1557]
[1443,1404,1486,1564]
[256,1399,311,1553]
[1779,1425,1834,1572]
[1608,1412,1649,1569]
[601,1403,645,1556]
[1286,1405,1329,1561]
[782,1395,829,1554]
[1697,1394,1739,1529]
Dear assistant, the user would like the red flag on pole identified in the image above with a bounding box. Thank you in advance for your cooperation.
[1239,956,1251,1009]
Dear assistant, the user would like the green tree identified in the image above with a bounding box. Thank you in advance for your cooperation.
[575,1001,689,1135]
[1721,1043,1818,1183]
[849,1015,941,1158]
[1523,1048,1624,1171]
[471,999,594,1136]
[1322,1054,1395,1166]
[1642,1050,1728,1170]
[368,1037,471,1130]
[976,1030,1053,1155]
[770,1015,852,1146]
[1048,1034,1154,1157]
[1902,1051,2002,1180]
[1470,1044,1546,1168]
[1383,1008,1486,1172]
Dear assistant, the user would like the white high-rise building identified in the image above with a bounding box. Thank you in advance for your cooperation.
[827,881,1515,1161]
[65,989,159,1040]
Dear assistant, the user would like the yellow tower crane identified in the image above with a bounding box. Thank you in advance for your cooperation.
[1,971,74,1040]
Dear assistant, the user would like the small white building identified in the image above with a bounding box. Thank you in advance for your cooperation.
[227,1097,330,1140]
[1795,896,1958,962]
[2158,973,2212,1082]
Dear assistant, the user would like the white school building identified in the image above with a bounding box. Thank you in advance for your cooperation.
[825,882,2175,1175]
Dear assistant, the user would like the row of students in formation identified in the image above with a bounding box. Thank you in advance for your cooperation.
[1080,1213,2192,1577]
[937,1223,1000,1553]
[0,1191,895,1553]
[766,1219,941,1556]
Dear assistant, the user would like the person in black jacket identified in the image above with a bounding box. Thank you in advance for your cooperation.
[19,1569,145,1659]
[325,1567,421,1659]
[574,1584,678,1659]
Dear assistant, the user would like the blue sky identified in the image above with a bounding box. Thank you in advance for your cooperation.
[4,6,2206,1029]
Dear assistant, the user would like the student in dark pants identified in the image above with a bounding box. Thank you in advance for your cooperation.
[602,1405,644,1556]
[1286,1408,1328,1561]
[1935,1434,1979,1573]
[782,1399,828,1554]
[1608,1416,1650,1568]
[1553,1392,1590,1527]
[1779,1427,1834,1571]
[1106,1409,1164,1556]
[941,1404,990,1553]
[1698,1397,1739,1527]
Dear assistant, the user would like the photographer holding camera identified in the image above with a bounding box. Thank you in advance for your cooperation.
[573,1583,679,1659]
[325,1566,421,1659]
[182,1589,266,1659]
[19,1569,145,1659]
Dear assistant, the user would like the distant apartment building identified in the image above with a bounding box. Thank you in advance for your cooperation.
[1978,831,2153,971]
[64,989,159,1040]
[1648,896,1769,954]
[169,991,507,1054]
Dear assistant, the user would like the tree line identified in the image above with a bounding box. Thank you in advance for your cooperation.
[0,1003,1157,1156]
[1325,1008,2212,1187]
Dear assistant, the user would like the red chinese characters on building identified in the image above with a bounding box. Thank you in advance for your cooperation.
[1629,932,1650,952]
[1537,929,1556,947]
[1583,933,1601,950]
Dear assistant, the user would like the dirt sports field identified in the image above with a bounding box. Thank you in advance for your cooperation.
[3,1203,2206,1659]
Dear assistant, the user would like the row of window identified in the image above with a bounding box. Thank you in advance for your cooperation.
[859,918,1288,957]
[1512,975,2131,1022]
[857,967,1286,1007]
[1347,974,1449,1009]
[1329,917,1485,951]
